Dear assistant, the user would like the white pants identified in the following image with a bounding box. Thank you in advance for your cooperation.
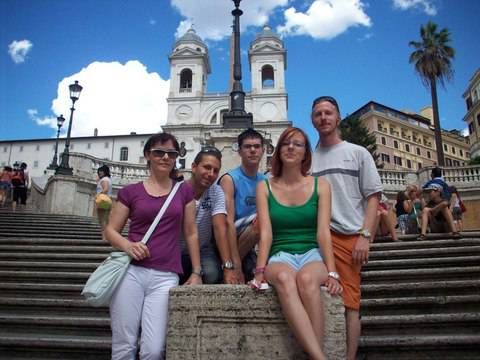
[110,264,179,360]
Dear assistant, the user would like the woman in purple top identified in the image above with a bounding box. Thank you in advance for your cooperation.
[105,133,202,360]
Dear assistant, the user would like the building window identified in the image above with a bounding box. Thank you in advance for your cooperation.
[87,143,91,149]
[477,113,480,126]
[466,97,472,110]
[381,153,390,163]
[453,160,460,166]
[381,137,386,145]
[178,158,186,169]
[427,151,431,159]
[180,68,193,92]
[120,147,129,161]
[3,147,7,153]
[451,147,456,155]
[393,140,399,149]
[469,122,474,135]
[418,162,422,169]
[36,145,40,151]
[460,149,464,157]
[19,146,24,152]
[416,147,421,156]
[105,142,109,148]
[394,156,402,166]
[443,144,448,152]
[405,144,410,152]
[33,160,39,168]
[446,158,452,166]
[406,159,412,168]
[261,65,275,88]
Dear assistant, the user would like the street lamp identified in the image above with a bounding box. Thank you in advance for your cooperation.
[55,80,83,175]
[48,115,66,169]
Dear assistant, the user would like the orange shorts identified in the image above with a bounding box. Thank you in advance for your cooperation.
[331,232,362,310]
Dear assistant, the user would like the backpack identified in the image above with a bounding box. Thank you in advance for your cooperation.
[11,170,25,187]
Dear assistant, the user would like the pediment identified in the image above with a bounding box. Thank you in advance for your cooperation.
[250,43,284,53]
[172,48,204,58]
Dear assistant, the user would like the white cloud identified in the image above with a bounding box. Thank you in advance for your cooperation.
[392,0,437,16]
[149,19,157,25]
[277,0,372,40]
[32,61,170,137]
[8,39,33,63]
[171,0,288,41]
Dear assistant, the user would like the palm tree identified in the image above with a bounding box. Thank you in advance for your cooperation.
[409,21,455,167]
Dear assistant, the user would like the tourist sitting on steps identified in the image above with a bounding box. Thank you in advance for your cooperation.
[418,183,461,240]
[253,127,342,360]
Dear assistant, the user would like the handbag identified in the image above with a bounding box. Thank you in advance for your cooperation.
[459,199,466,213]
[82,181,183,307]
[95,193,112,210]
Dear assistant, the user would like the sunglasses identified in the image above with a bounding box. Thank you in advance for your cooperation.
[149,148,179,159]
[311,96,340,113]
[240,143,263,150]
[200,146,222,159]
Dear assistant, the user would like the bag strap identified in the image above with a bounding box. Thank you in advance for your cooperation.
[140,180,183,245]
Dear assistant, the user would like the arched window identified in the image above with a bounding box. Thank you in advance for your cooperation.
[220,109,229,125]
[180,69,192,92]
[210,113,217,124]
[120,147,129,161]
[261,65,274,89]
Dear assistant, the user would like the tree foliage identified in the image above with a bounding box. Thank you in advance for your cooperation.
[340,116,382,168]
[409,21,455,166]
[468,156,480,165]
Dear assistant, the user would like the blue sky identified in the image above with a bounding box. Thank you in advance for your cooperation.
[2,0,479,145]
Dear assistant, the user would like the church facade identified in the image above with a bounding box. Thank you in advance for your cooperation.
[1,26,292,178]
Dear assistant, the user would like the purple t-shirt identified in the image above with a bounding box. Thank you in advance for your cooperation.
[117,181,194,274]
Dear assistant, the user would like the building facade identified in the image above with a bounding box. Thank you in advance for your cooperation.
[1,26,291,178]
[350,101,470,171]
[463,68,480,159]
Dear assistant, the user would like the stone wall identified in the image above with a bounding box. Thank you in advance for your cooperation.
[166,285,346,360]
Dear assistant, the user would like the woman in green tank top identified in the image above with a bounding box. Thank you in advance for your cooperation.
[253,127,342,360]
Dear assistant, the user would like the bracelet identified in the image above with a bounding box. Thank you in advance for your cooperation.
[254,266,266,274]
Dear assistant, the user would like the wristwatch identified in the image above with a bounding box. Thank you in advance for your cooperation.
[358,228,371,239]
[328,271,340,280]
[222,260,235,270]
[192,267,204,277]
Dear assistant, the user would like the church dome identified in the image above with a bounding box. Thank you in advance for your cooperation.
[251,25,283,48]
[174,27,207,49]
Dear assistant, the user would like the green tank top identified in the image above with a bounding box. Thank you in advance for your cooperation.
[267,177,319,257]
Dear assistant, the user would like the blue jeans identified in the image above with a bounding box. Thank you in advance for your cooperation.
[180,250,222,284]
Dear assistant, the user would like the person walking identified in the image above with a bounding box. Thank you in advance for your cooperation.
[95,165,113,240]
[0,166,13,207]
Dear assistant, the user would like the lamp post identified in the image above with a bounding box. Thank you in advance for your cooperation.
[55,80,83,175]
[48,115,66,169]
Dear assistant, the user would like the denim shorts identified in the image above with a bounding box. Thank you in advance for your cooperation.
[268,248,323,272]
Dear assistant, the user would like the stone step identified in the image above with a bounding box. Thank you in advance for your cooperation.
[369,244,480,260]
[361,265,480,282]
[0,314,110,336]
[370,236,480,251]
[0,219,99,228]
[0,296,108,317]
[358,334,480,360]
[0,261,100,272]
[0,253,109,262]
[361,312,480,336]
[360,294,480,316]
[0,282,85,298]
[363,255,480,270]
[0,270,91,283]
[0,332,110,360]
[361,279,480,298]
[0,237,117,246]
[0,245,111,254]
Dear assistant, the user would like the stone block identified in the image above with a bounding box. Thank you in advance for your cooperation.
[166,285,346,360]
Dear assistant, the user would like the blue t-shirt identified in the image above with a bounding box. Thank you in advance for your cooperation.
[228,166,266,221]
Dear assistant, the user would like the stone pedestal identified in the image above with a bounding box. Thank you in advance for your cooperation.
[166,285,346,360]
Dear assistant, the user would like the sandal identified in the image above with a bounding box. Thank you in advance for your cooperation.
[417,234,427,241]
[451,232,462,239]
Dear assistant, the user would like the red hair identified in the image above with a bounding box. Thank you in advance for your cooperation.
[270,127,312,177]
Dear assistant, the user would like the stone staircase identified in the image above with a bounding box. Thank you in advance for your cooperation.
[0,208,112,360]
[358,234,480,359]
[0,208,479,359]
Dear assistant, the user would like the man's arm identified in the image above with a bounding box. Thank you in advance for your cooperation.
[219,174,244,283]
[212,214,237,284]
[352,192,380,265]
